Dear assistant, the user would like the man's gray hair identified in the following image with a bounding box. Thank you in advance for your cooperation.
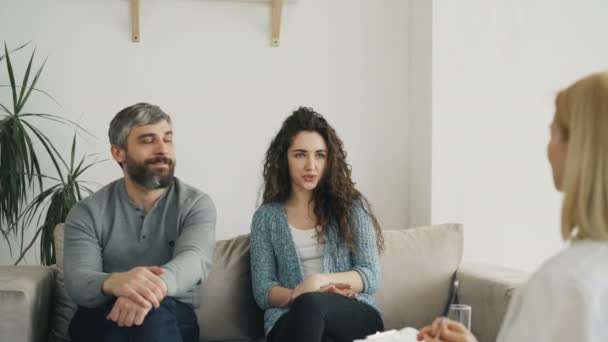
[109,103,172,148]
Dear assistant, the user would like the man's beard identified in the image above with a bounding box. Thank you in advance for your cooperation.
[124,154,175,190]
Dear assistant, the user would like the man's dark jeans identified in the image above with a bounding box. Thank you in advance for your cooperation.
[69,297,199,342]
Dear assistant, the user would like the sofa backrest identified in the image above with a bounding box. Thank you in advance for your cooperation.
[376,224,463,330]
[197,234,264,341]
[53,223,463,342]
[195,223,463,341]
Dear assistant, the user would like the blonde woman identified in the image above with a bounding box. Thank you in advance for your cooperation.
[418,72,608,342]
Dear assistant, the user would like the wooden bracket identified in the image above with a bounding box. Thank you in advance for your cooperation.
[271,0,283,47]
[131,0,141,42]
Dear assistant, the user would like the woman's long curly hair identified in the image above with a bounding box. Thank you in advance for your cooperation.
[262,107,384,253]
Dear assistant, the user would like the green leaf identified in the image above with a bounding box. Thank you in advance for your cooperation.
[0,102,12,115]
[0,41,30,63]
[16,57,47,115]
[75,182,83,200]
[74,158,101,179]
[20,185,58,229]
[19,120,66,183]
[0,85,60,106]
[70,133,76,172]
[5,120,33,199]
[72,153,87,174]
[17,120,42,186]
[16,49,35,113]
[80,185,96,195]
[13,223,43,265]
[1,226,13,256]
[21,113,94,137]
[4,43,18,113]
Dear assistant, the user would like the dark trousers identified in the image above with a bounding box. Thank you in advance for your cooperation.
[267,292,384,342]
[69,297,199,342]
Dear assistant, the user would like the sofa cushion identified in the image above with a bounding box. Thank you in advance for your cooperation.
[376,223,463,330]
[198,234,264,341]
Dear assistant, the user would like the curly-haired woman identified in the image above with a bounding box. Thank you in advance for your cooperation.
[250,107,385,342]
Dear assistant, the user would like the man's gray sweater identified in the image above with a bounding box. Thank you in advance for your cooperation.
[64,177,216,308]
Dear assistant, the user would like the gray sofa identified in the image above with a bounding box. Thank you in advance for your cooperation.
[0,224,528,342]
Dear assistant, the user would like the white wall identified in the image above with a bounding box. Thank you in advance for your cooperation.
[407,0,432,227]
[431,0,608,271]
[8,0,603,272]
[0,0,410,264]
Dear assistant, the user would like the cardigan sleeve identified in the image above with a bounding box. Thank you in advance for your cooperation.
[351,201,380,295]
[250,207,281,310]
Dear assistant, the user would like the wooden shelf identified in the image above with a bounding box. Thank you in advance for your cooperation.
[129,0,295,45]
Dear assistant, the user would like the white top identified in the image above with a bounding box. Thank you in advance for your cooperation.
[497,240,608,342]
[289,225,324,277]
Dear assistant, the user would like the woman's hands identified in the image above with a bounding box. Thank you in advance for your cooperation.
[319,283,357,299]
[270,273,359,308]
[291,274,357,302]
[417,318,478,342]
[291,274,329,299]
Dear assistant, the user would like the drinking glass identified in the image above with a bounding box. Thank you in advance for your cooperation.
[447,304,471,330]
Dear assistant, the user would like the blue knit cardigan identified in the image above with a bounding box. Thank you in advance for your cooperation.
[250,201,381,336]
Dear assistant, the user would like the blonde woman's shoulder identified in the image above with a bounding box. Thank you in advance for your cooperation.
[497,241,608,341]
[531,240,608,286]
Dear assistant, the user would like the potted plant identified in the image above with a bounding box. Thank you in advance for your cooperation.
[14,133,102,265]
[0,42,101,265]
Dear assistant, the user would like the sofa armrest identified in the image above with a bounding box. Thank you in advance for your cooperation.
[457,262,528,342]
[0,265,55,342]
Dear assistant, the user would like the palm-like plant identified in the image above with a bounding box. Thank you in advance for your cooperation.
[1,42,99,264]
[0,42,46,241]
[14,134,102,265]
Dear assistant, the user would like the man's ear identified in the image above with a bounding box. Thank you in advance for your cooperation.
[111,144,125,164]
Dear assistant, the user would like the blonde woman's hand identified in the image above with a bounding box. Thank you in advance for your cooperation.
[417,318,478,342]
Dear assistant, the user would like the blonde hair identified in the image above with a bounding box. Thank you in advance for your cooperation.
[555,71,608,241]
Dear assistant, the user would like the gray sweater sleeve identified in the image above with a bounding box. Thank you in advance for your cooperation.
[63,203,112,308]
[160,193,216,296]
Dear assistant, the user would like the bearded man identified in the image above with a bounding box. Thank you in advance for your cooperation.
[64,103,216,342]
